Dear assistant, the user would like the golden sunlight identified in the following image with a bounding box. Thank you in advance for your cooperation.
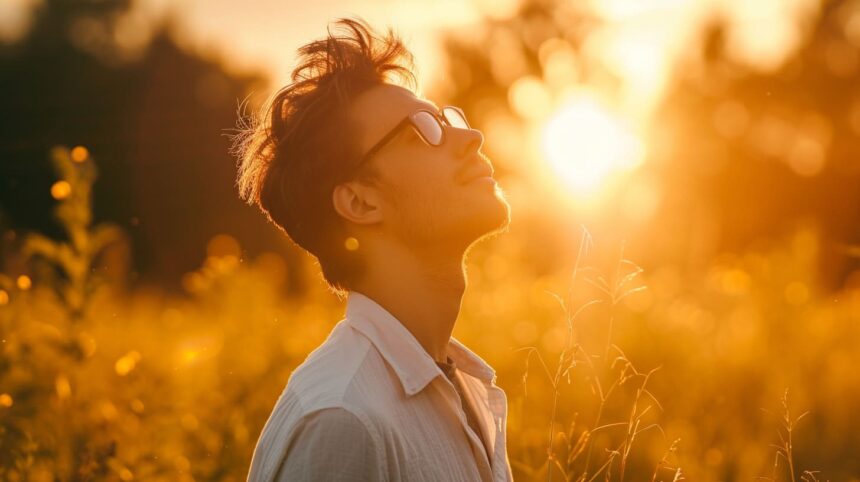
[541,93,644,197]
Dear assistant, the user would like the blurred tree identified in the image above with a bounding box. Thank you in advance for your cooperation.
[652,0,860,291]
[437,0,860,292]
[0,0,304,293]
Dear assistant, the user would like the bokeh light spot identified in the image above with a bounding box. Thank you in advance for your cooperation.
[55,375,71,400]
[115,350,141,376]
[718,268,751,296]
[16,275,31,290]
[207,233,241,259]
[99,400,118,420]
[508,76,552,120]
[70,145,89,162]
[118,468,134,481]
[51,180,72,200]
[181,413,199,431]
[130,399,145,414]
[345,236,360,251]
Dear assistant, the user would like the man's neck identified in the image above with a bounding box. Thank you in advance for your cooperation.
[353,237,467,364]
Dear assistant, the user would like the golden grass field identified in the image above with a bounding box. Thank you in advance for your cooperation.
[2,146,859,482]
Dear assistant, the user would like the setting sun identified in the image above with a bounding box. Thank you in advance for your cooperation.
[541,94,645,197]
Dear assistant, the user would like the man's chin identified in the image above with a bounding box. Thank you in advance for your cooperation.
[467,196,512,245]
[490,187,512,228]
[487,201,512,236]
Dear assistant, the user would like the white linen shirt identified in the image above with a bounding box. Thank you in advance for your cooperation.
[246,290,514,482]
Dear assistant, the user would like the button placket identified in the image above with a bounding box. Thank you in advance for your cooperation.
[434,373,494,482]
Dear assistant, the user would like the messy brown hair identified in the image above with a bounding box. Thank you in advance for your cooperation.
[229,17,417,297]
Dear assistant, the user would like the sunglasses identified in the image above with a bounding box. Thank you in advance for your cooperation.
[357,106,471,166]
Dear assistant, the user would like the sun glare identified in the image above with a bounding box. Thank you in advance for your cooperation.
[541,94,645,198]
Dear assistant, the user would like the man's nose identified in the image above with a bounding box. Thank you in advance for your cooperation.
[451,126,484,159]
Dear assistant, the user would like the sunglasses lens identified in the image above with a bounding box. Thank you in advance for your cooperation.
[412,111,444,145]
[443,107,470,130]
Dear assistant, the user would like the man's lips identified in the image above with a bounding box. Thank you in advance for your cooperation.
[460,163,495,185]
[467,174,496,186]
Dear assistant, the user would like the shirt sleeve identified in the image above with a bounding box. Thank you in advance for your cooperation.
[274,407,383,482]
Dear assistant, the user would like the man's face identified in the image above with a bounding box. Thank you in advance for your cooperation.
[348,84,510,252]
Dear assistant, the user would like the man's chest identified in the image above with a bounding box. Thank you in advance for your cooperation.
[376,382,500,482]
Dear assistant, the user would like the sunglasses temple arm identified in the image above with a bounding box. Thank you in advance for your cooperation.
[359,117,413,165]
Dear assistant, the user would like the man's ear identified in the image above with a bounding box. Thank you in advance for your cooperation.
[332,181,383,225]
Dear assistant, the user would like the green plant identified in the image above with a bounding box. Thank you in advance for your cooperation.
[21,145,125,320]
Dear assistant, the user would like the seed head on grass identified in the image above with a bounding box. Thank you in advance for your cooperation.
[757,388,826,482]
[513,226,680,482]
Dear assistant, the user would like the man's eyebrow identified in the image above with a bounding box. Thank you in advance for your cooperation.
[417,99,440,112]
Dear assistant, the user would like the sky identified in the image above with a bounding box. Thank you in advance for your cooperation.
[143,0,490,91]
[0,0,822,199]
[0,0,818,118]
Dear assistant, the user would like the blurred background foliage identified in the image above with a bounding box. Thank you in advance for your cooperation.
[1,0,859,480]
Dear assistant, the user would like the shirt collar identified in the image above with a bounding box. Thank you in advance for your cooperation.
[345,290,497,397]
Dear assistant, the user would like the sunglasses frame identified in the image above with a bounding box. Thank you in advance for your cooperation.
[356,105,470,167]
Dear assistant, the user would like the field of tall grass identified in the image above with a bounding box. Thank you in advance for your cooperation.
[2,147,859,481]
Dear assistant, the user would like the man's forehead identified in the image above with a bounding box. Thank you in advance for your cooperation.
[350,84,438,149]
[353,84,437,116]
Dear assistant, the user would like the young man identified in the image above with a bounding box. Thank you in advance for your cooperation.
[232,17,513,482]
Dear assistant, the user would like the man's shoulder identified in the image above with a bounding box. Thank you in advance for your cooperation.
[283,319,399,416]
[286,320,369,400]
[247,319,390,482]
